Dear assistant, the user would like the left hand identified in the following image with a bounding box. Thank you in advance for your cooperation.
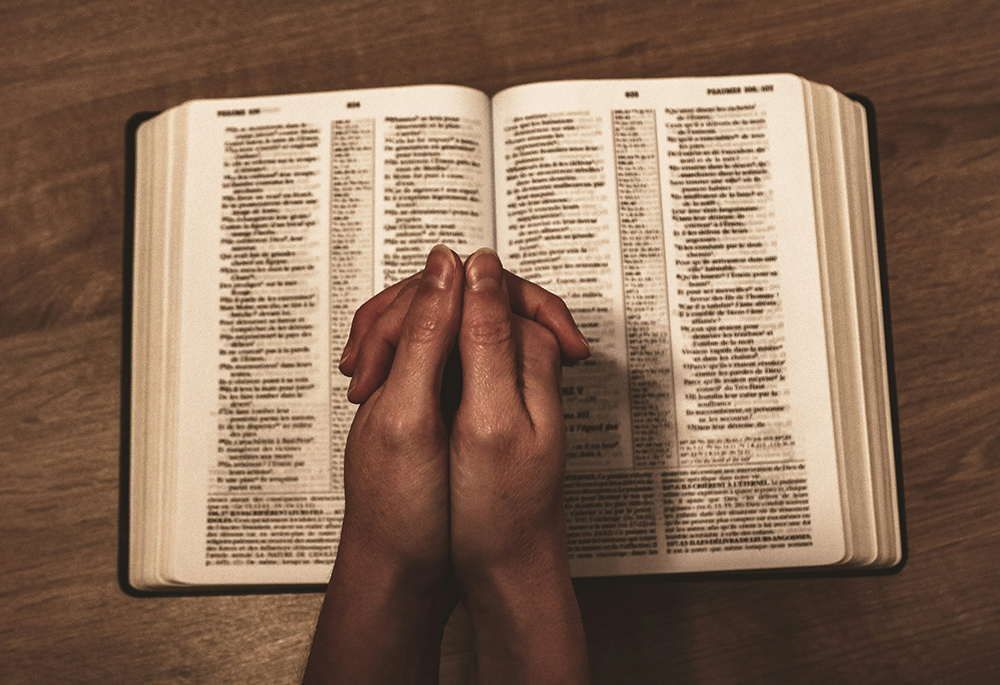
[304,245,463,684]
[337,243,462,590]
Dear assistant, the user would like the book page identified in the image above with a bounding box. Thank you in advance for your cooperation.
[492,75,846,575]
[839,94,901,565]
[157,86,493,586]
[803,82,877,566]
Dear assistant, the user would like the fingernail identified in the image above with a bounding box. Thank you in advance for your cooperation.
[466,248,501,291]
[576,329,592,356]
[425,244,456,288]
[339,344,352,368]
[347,374,358,396]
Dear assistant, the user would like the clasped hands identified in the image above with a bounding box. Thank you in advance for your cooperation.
[305,245,591,683]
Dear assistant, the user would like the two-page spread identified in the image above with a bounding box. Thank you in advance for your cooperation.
[126,74,903,591]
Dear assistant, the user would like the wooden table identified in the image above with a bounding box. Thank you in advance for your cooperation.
[3,0,999,681]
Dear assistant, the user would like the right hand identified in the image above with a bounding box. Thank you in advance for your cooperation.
[449,249,589,683]
[448,248,571,592]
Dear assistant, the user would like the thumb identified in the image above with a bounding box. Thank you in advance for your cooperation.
[458,249,520,415]
[379,245,463,407]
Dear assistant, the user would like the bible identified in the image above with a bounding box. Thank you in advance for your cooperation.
[123,74,904,593]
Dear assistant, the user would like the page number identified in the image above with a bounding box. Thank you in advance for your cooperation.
[625,90,639,98]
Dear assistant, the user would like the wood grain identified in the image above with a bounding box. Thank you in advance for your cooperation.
[3,0,999,681]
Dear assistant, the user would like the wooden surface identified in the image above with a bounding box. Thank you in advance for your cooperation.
[3,0,999,681]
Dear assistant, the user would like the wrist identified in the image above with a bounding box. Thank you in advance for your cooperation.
[332,528,454,620]
[337,507,447,597]
[303,536,457,684]
[461,544,576,629]
[459,545,589,683]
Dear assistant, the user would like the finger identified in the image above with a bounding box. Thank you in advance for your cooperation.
[346,278,420,404]
[513,316,564,437]
[504,270,591,364]
[458,248,521,414]
[344,260,590,391]
[339,271,422,376]
[379,245,464,407]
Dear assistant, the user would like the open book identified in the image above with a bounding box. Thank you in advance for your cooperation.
[123,74,904,592]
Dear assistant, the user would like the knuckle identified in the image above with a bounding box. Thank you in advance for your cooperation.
[374,406,438,450]
[463,316,513,346]
[405,311,444,345]
[349,348,370,380]
[457,426,518,462]
[456,406,523,450]
[478,416,519,448]
[542,292,571,317]
[554,299,574,324]
[348,305,370,336]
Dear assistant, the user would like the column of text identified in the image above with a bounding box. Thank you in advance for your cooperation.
[329,118,375,492]
[381,115,487,285]
[500,111,627,466]
[207,122,334,568]
[664,104,794,465]
[613,109,676,469]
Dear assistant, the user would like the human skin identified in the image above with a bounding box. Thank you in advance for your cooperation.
[303,246,589,684]
[448,248,590,683]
